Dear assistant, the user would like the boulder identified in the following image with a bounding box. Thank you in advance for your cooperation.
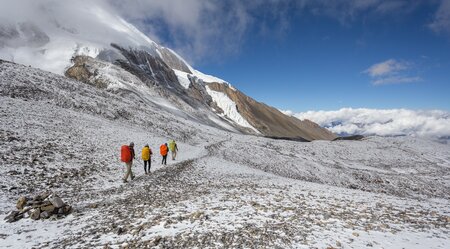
[16,196,27,210]
[30,209,41,220]
[58,205,72,215]
[40,204,55,213]
[33,192,50,202]
[50,196,65,208]
[40,211,50,219]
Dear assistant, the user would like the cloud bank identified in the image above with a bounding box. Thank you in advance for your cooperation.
[285,108,450,138]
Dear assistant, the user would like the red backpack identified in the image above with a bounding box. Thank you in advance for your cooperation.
[121,145,132,162]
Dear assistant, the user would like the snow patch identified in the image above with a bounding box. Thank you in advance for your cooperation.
[173,69,191,89]
[192,69,227,84]
[205,85,259,133]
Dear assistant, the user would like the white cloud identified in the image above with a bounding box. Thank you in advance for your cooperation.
[281,110,294,116]
[364,59,422,85]
[292,108,450,138]
[372,76,422,85]
[429,0,450,35]
[364,59,408,77]
[106,0,257,64]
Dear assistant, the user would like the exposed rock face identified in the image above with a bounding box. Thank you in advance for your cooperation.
[207,82,337,141]
[160,47,192,73]
[65,56,108,89]
[111,43,179,89]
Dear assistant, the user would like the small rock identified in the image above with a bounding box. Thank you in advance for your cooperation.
[61,205,72,214]
[30,209,41,220]
[34,192,50,202]
[50,196,65,208]
[352,232,359,237]
[336,240,342,247]
[4,211,21,223]
[153,236,162,245]
[16,196,27,210]
[40,204,55,213]
[40,211,50,219]
[190,211,204,220]
[117,227,124,235]
[88,203,98,209]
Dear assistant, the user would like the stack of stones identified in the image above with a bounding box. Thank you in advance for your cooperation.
[4,192,72,222]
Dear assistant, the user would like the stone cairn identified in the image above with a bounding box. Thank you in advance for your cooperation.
[4,192,72,222]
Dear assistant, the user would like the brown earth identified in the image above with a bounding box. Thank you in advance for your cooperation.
[207,82,337,141]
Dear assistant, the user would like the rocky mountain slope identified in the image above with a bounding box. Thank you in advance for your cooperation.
[207,82,336,140]
[1,60,449,248]
[0,11,335,140]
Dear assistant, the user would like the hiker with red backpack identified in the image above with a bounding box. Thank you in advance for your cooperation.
[141,144,152,174]
[121,142,135,183]
[160,143,168,165]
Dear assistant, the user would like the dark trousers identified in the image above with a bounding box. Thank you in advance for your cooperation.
[162,155,167,165]
[144,160,151,173]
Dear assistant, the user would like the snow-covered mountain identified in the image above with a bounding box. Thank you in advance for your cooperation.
[0,4,335,140]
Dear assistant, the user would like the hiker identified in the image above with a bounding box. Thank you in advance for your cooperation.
[160,143,168,165]
[141,144,152,174]
[121,142,135,183]
[168,139,178,160]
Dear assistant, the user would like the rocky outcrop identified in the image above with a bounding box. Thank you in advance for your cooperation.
[5,192,72,223]
[110,43,179,89]
[207,82,337,141]
[160,47,192,74]
[65,56,107,89]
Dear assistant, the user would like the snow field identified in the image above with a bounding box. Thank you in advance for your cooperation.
[0,61,449,248]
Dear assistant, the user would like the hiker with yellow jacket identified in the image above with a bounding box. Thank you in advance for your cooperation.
[168,139,178,160]
[141,144,153,174]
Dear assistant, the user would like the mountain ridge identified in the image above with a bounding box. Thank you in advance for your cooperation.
[0,10,335,140]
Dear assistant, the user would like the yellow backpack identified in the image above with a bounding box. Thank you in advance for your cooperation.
[141,146,151,160]
[168,140,175,151]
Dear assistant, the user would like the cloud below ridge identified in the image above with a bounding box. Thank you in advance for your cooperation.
[284,108,450,138]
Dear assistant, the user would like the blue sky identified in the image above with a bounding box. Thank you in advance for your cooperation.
[114,0,450,113]
[185,1,450,112]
